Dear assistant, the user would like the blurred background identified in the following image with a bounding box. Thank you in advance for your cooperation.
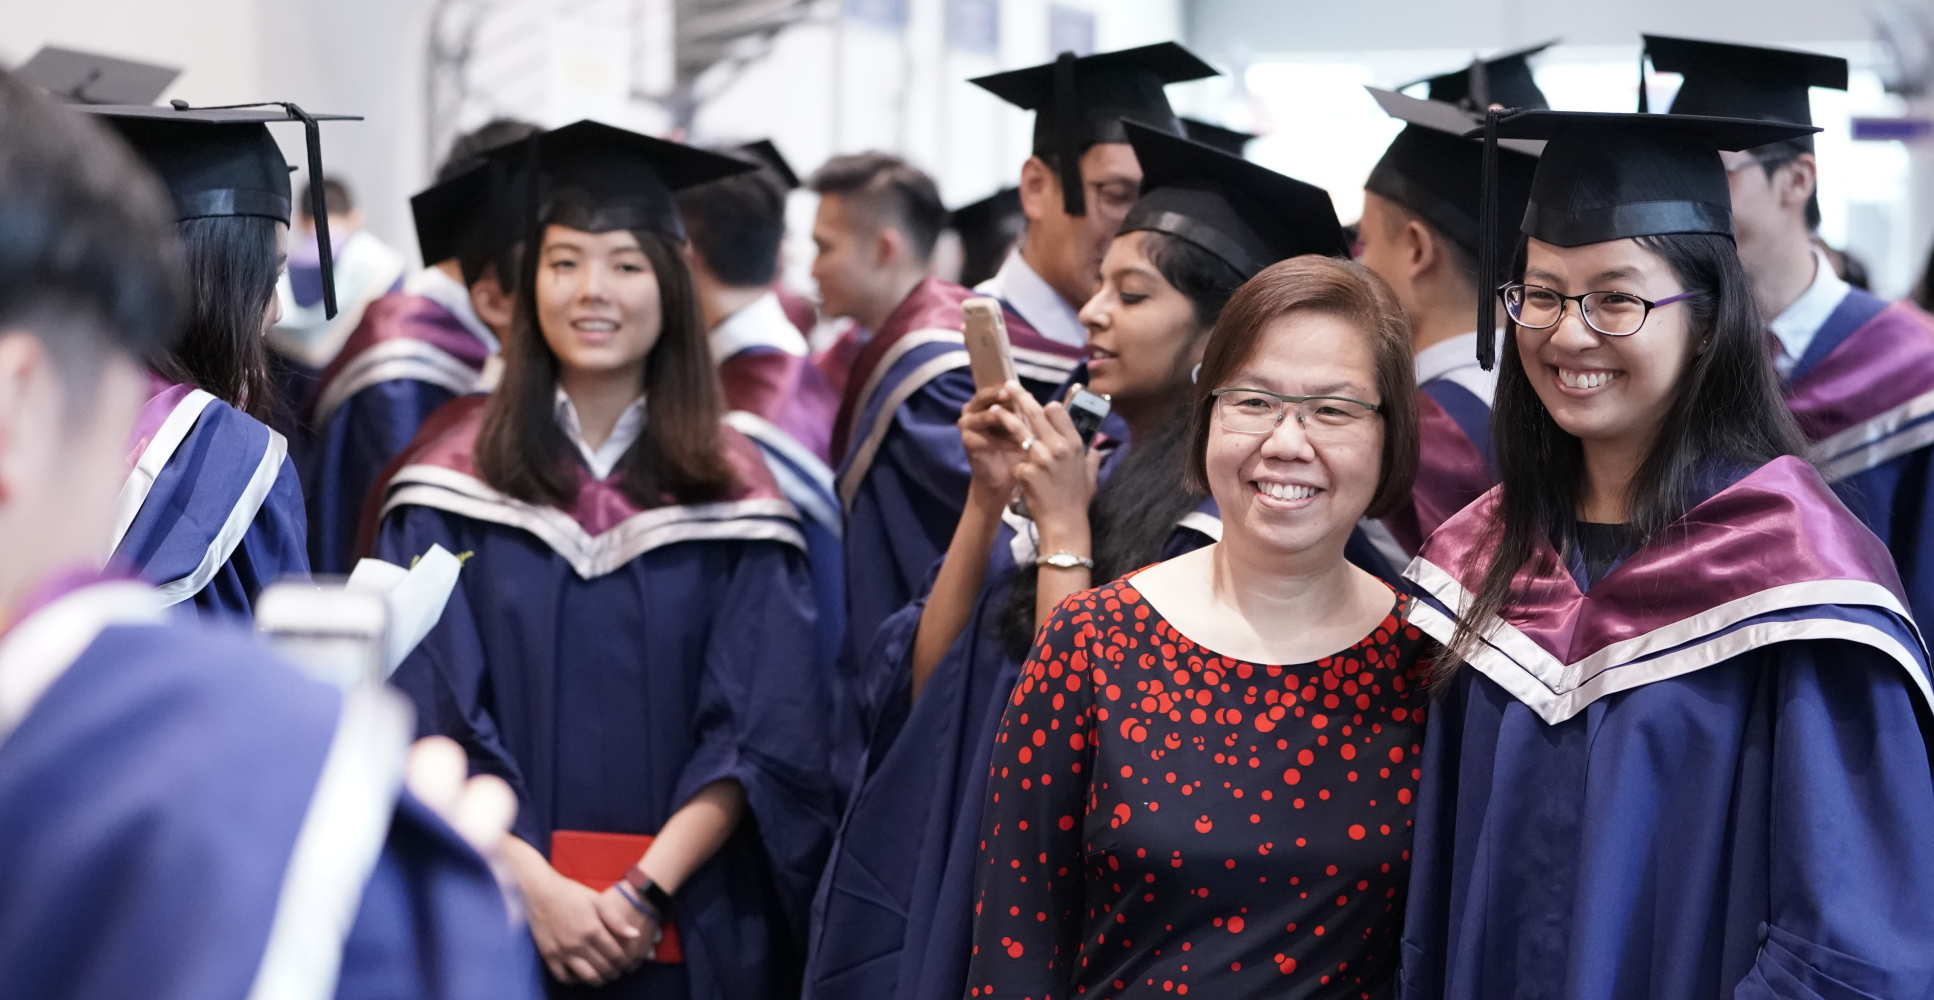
[11,0,1932,296]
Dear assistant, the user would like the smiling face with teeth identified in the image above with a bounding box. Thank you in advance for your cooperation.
[534,224,664,383]
[1517,237,1699,459]
[1205,310,1385,562]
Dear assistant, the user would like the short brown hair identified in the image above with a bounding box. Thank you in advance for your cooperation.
[807,152,947,262]
[1185,255,1418,519]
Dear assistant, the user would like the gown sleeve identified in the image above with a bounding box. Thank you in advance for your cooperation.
[674,538,838,936]
[1735,640,1934,999]
[375,505,537,847]
[964,595,1100,999]
[192,451,312,618]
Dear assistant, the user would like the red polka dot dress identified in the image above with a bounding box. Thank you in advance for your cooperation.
[964,575,1430,999]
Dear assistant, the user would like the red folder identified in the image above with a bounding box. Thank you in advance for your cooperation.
[550,830,684,963]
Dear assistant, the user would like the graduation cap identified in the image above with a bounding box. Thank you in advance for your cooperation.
[736,139,800,190]
[1469,109,1819,370]
[950,187,1024,287]
[412,130,537,269]
[1364,86,1542,259]
[970,42,1219,216]
[82,101,359,318]
[1181,116,1257,156]
[1640,34,1847,141]
[1402,40,1557,112]
[15,45,180,105]
[483,119,758,247]
[1121,119,1347,279]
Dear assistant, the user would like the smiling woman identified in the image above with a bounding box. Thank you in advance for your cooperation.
[962,254,1431,1000]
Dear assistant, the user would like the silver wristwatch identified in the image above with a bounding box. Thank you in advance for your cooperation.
[1035,551,1095,570]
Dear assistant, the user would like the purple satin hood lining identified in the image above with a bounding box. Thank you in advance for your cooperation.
[398,397,783,537]
[125,380,199,468]
[1421,456,1907,664]
[1787,303,1934,442]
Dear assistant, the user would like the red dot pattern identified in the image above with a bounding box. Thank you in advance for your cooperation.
[964,578,1430,998]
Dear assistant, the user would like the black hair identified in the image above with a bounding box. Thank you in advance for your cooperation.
[476,189,735,508]
[152,215,281,422]
[1446,231,1808,672]
[1916,239,1934,313]
[998,231,1243,657]
[437,118,542,180]
[0,70,184,407]
[807,152,947,262]
[677,164,787,288]
[298,176,353,217]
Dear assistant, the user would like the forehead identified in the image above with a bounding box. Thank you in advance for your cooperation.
[1102,229,1160,272]
[1523,237,1670,284]
[1081,141,1142,185]
[542,224,642,252]
[1234,311,1378,392]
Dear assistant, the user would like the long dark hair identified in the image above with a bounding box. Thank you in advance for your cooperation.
[153,215,279,421]
[998,230,1242,656]
[1446,232,1808,667]
[476,190,735,508]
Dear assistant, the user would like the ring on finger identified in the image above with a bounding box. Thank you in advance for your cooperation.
[1020,436,1037,452]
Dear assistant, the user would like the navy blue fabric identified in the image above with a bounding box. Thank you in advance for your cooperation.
[0,616,535,1000]
[380,504,838,999]
[114,398,310,619]
[307,377,467,574]
[1788,287,1891,383]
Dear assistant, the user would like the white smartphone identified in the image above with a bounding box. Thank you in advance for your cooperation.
[256,581,390,690]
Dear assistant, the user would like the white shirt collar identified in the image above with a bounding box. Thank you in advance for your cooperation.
[403,265,500,355]
[709,291,808,362]
[1768,247,1851,376]
[554,386,648,480]
[974,247,1086,349]
[1413,332,1483,388]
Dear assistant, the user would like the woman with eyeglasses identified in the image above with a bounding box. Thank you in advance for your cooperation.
[806,126,1391,1000]
[960,247,1429,998]
[1398,111,1934,999]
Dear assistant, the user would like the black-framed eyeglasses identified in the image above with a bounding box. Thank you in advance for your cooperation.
[1498,282,1702,337]
[1210,387,1382,438]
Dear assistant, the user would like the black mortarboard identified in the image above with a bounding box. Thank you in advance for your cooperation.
[949,187,1024,287]
[1641,34,1847,139]
[1402,40,1557,112]
[412,130,534,269]
[736,139,800,190]
[970,42,1219,216]
[1469,109,1819,369]
[483,119,758,245]
[1121,119,1346,279]
[1181,116,1256,156]
[83,102,359,318]
[16,45,179,105]
[1364,86,1542,259]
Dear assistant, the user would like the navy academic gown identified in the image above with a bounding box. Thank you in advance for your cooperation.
[0,574,537,1000]
[1787,288,1934,630]
[304,279,496,574]
[803,475,1222,1000]
[1400,457,1934,999]
[376,397,838,999]
[113,377,309,619]
[829,277,1082,699]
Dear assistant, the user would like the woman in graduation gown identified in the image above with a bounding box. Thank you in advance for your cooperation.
[89,105,336,617]
[1399,110,1934,998]
[803,121,1355,1000]
[374,121,837,999]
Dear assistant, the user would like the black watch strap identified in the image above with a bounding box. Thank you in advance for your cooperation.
[624,870,676,914]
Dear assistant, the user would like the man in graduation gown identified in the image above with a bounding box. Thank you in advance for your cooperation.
[304,119,537,574]
[811,152,1083,704]
[1356,61,1548,558]
[1643,35,1934,628]
[0,71,537,1000]
[678,140,845,679]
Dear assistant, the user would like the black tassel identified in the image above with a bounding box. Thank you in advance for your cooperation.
[1636,44,1650,113]
[1052,52,1085,216]
[1476,107,1501,372]
[279,102,337,319]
